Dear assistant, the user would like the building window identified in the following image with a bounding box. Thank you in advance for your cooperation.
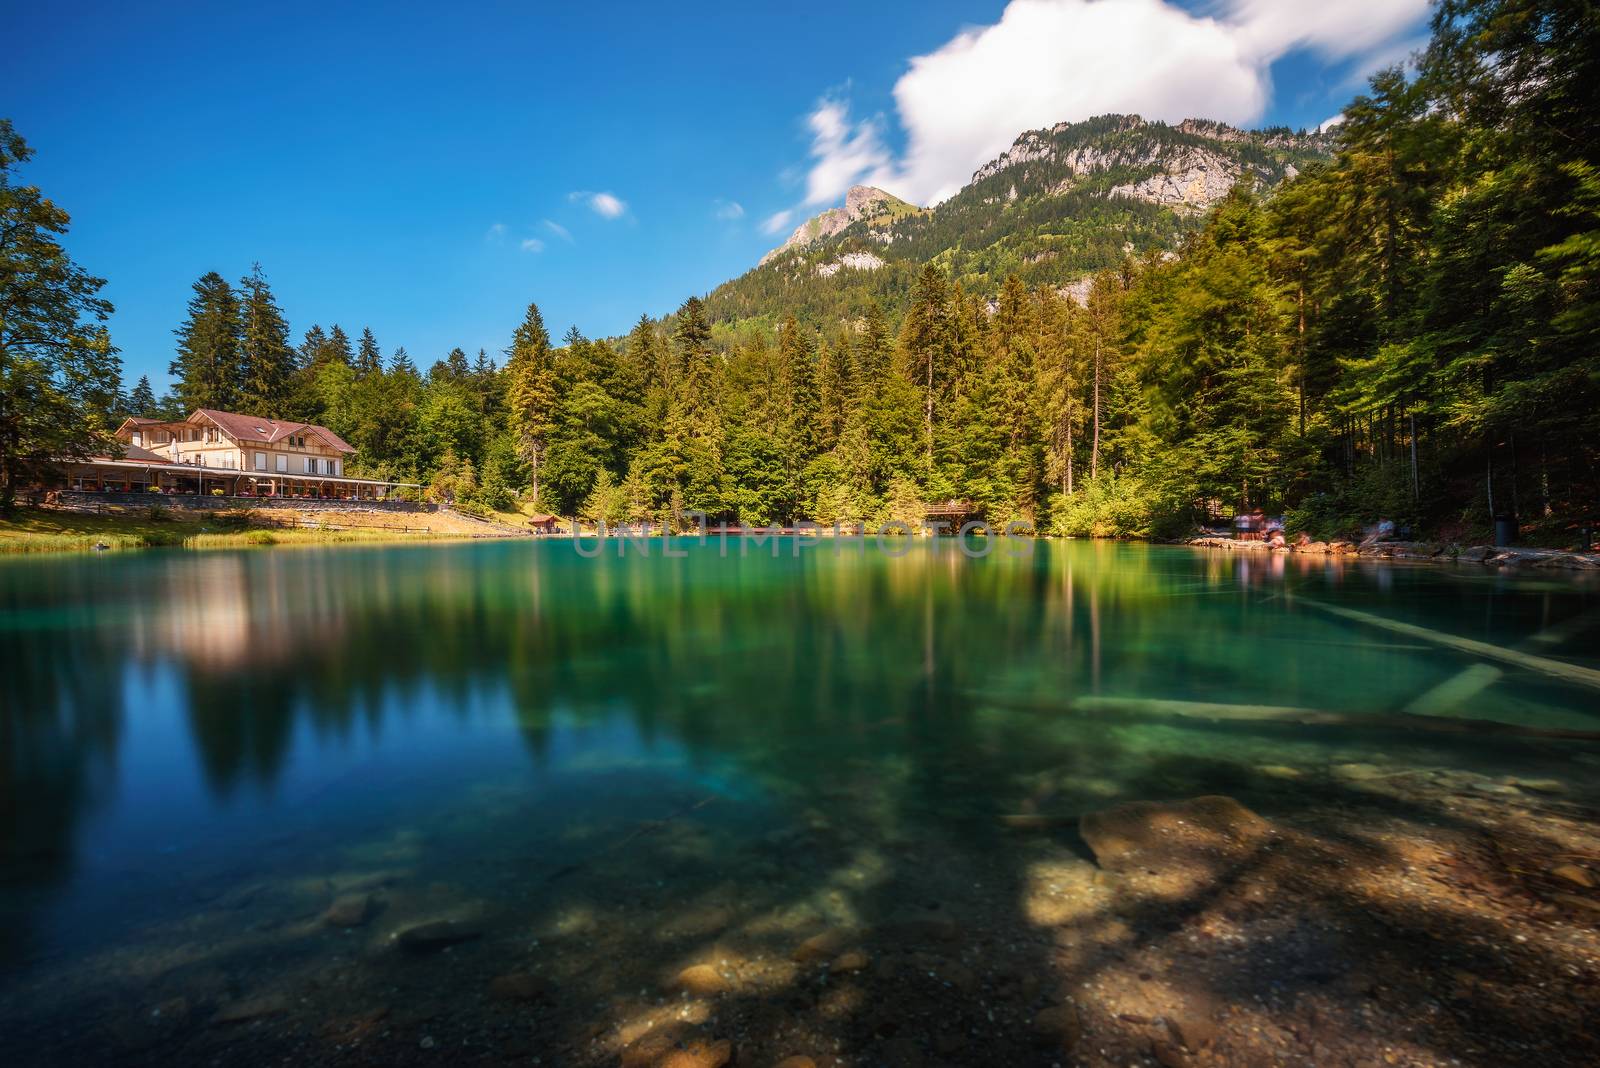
[331,459,340,477]
[276,454,287,473]
[254,452,266,471]
[304,457,315,474]
[131,431,143,447]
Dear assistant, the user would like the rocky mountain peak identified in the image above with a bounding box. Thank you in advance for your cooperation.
[760,185,918,266]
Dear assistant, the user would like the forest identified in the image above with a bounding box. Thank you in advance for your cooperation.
[4,0,1597,542]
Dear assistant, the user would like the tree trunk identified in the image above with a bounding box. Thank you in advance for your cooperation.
[1296,281,1307,436]
[1091,336,1101,481]
[1064,396,1074,495]
[1408,410,1419,502]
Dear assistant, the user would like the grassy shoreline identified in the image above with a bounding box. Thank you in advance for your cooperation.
[0,508,468,554]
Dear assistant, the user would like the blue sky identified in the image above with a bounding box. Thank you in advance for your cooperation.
[4,0,1431,388]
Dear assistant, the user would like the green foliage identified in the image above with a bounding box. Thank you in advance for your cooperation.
[0,120,120,511]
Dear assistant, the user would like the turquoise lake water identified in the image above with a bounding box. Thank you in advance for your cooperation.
[0,538,1596,1064]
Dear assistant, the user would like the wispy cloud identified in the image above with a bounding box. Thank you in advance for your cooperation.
[713,199,745,221]
[485,222,506,241]
[543,219,574,243]
[520,237,545,253]
[570,191,628,219]
[761,210,794,235]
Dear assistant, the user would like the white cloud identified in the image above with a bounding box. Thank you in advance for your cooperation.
[520,237,545,253]
[485,222,506,241]
[543,219,573,242]
[1318,112,1345,133]
[761,209,794,235]
[802,97,895,206]
[793,0,1430,207]
[569,191,627,218]
[714,199,745,220]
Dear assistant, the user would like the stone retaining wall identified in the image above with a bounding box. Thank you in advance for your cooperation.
[51,490,436,515]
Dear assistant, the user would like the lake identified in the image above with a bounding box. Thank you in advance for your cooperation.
[2,538,1598,1066]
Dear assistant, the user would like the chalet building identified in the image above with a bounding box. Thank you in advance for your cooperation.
[53,408,417,500]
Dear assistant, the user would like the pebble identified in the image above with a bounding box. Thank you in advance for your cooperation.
[1513,778,1567,794]
[773,1058,817,1068]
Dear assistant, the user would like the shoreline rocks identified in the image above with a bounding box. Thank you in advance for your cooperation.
[1184,535,1600,571]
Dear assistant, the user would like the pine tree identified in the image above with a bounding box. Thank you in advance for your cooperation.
[238,264,294,414]
[505,302,556,505]
[170,271,242,411]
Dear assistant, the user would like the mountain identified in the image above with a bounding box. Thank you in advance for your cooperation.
[759,185,919,266]
[705,114,1333,327]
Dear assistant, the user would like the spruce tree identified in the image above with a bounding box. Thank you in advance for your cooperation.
[170,271,242,411]
[127,375,158,418]
[505,302,556,505]
[238,264,294,414]
[355,327,383,377]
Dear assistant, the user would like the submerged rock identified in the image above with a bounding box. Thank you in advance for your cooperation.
[793,928,857,963]
[395,919,482,952]
[830,949,870,974]
[488,972,557,1002]
[1031,1003,1081,1049]
[657,1038,732,1068]
[1078,795,1269,871]
[673,963,731,996]
[1551,864,1595,889]
[1167,1014,1219,1051]
[210,994,289,1025]
[324,892,374,927]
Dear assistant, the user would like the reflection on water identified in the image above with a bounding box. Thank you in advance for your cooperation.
[0,539,1597,1064]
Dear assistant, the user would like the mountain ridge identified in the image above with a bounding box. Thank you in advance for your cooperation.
[712,113,1332,328]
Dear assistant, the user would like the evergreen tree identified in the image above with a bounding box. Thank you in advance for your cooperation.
[355,327,383,377]
[238,263,294,414]
[127,375,158,418]
[505,302,556,505]
[170,270,242,411]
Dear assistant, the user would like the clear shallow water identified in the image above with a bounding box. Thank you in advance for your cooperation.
[1,538,1597,1062]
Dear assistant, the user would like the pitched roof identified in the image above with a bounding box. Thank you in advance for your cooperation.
[192,409,356,454]
[120,443,173,464]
